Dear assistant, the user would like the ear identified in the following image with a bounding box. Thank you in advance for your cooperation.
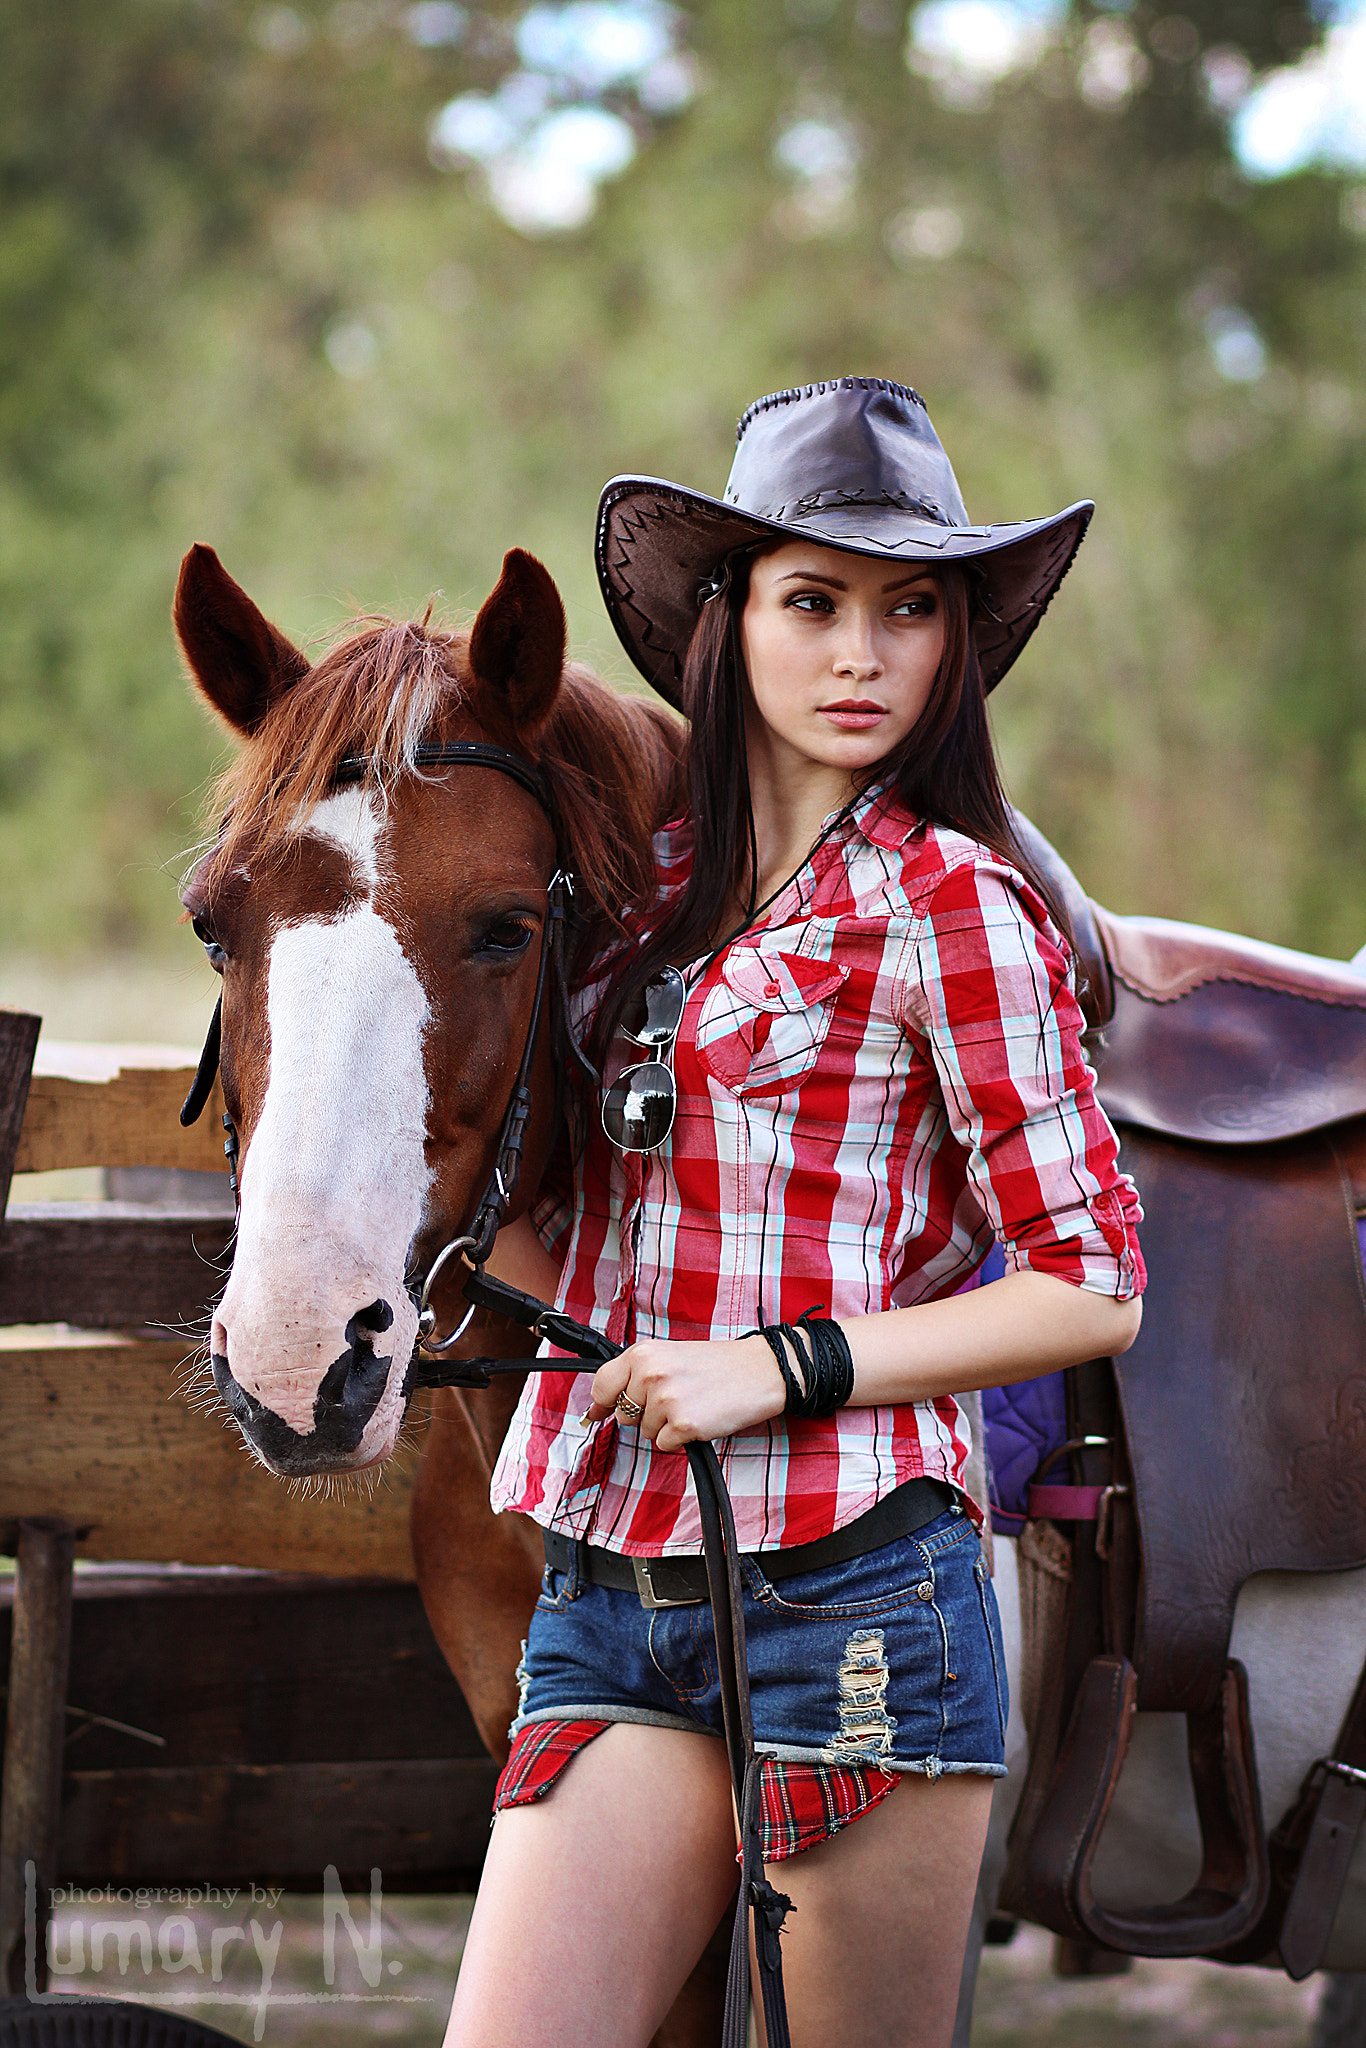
[174,543,311,736]
[467,549,566,739]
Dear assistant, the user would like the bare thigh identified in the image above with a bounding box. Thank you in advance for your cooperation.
[757,1770,994,2048]
[444,1722,738,2048]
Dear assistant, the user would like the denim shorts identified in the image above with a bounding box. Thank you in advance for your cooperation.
[511,1503,1009,1780]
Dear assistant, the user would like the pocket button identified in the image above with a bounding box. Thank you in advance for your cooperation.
[916,1580,934,1601]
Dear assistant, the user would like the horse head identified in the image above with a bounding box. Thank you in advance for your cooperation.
[175,543,677,1478]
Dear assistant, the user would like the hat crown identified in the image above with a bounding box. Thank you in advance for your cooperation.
[723,377,971,533]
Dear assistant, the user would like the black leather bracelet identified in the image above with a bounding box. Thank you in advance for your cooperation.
[753,1315,854,1419]
[794,1310,856,1415]
[754,1322,809,1415]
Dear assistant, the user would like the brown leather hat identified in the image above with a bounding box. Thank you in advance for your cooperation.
[596,376,1093,709]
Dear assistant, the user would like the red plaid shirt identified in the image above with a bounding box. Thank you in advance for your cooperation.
[489,788,1144,1553]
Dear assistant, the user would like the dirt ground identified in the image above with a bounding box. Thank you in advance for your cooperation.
[39,1894,1327,2046]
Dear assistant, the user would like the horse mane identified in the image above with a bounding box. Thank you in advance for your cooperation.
[201,612,684,955]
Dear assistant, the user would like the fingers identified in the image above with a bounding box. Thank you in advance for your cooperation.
[582,1346,680,1442]
[581,1355,632,1426]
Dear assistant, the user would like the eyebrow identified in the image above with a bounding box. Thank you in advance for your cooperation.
[774,568,935,593]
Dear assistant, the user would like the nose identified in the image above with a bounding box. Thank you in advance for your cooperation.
[212,1294,397,1473]
[832,607,882,680]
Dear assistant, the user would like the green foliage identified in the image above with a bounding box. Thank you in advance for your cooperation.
[2,0,1365,958]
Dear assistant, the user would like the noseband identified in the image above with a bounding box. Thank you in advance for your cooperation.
[179,738,598,1368]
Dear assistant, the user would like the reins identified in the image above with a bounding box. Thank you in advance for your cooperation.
[178,735,793,2045]
[446,1264,794,2048]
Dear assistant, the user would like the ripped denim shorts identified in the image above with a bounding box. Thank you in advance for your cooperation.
[509,1503,1008,1790]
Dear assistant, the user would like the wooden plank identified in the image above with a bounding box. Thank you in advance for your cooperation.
[14,1046,228,1178]
[0,1014,41,1212]
[0,1521,75,1992]
[0,1343,422,1578]
[1,1574,485,1770]
[56,1759,497,1890]
[0,1207,233,1328]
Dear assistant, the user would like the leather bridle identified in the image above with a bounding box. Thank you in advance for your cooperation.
[179,739,598,1373]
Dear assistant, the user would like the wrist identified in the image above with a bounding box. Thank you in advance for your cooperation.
[739,1331,788,1422]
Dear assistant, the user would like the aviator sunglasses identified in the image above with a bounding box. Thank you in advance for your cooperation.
[600,966,688,1153]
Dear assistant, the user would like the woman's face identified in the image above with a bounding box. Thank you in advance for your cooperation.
[739,541,946,787]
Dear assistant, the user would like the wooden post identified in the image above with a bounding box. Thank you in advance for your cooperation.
[0,1012,41,1217]
[0,1518,76,1993]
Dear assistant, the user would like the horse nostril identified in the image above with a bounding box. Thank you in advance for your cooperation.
[354,1297,394,1335]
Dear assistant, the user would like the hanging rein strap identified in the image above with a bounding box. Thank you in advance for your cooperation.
[457,1266,793,2048]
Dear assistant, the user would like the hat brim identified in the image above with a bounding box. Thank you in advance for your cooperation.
[596,477,1094,709]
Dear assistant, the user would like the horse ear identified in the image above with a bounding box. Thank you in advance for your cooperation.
[468,549,566,737]
[174,544,311,736]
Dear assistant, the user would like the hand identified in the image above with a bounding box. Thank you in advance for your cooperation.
[584,1334,787,1453]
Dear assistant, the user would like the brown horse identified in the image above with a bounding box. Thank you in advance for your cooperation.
[174,542,682,1742]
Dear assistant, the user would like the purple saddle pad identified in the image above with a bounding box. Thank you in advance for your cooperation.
[977,1223,1366,1531]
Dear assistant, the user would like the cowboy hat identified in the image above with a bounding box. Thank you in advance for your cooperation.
[595,376,1092,709]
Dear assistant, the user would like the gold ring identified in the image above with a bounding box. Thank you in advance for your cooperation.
[615,1392,645,1423]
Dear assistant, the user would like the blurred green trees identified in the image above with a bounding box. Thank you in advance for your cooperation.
[2,0,1363,953]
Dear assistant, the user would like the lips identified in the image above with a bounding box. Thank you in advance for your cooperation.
[818,699,886,730]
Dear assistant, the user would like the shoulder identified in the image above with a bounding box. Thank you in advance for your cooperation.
[894,826,1074,1019]
[901,824,1057,939]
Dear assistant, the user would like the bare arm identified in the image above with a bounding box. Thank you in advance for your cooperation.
[585,1271,1141,1453]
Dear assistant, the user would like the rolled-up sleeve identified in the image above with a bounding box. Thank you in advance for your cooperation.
[900,858,1145,1299]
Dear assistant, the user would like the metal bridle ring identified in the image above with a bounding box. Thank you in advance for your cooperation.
[417,1234,481,1354]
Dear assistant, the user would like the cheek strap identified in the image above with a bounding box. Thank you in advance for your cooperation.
[180,993,222,1127]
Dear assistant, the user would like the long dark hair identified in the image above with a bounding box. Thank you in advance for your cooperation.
[590,556,1076,1065]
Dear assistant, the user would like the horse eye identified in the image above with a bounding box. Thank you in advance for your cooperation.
[192,915,227,970]
[477,918,535,958]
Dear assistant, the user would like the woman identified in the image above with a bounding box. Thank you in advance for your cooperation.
[445,377,1145,2048]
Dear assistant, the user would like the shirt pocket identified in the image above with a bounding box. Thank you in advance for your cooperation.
[694,949,849,1099]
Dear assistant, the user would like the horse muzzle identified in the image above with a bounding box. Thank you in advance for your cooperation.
[211,1293,412,1475]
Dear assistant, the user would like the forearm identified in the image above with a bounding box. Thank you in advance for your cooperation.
[588,1269,1141,1450]
[841,1269,1142,1409]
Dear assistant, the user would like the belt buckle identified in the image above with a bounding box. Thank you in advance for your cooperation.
[631,1556,703,1610]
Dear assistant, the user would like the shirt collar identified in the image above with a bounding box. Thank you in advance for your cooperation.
[827,779,920,854]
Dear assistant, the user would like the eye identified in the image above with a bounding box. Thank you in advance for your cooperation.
[891,591,938,616]
[474,916,536,959]
[192,915,228,971]
[786,591,835,613]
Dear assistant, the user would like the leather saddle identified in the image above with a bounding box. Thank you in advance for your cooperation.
[1000,819,1366,1967]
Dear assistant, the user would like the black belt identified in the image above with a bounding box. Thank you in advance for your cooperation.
[543,1475,955,1609]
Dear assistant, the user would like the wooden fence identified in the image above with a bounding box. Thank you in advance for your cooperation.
[0,1012,495,1994]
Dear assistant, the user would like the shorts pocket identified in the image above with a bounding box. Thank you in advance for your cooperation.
[536,1562,579,1612]
[746,1525,953,1620]
[695,949,848,1099]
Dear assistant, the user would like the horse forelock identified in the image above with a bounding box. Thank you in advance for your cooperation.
[201,615,470,886]
[194,611,684,944]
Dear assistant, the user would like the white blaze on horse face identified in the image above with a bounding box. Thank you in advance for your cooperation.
[304,784,382,889]
[213,795,430,1470]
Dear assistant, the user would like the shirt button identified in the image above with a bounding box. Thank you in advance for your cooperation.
[764,979,780,997]
[916,1580,934,1601]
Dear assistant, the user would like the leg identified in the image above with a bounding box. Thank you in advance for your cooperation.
[760,1771,995,2048]
[446,1722,738,2048]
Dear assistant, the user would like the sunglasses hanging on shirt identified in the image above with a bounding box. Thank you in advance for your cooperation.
[599,787,875,1155]
[600,965,687,1153]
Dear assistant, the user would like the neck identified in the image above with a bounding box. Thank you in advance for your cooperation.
[737,717,863,910]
